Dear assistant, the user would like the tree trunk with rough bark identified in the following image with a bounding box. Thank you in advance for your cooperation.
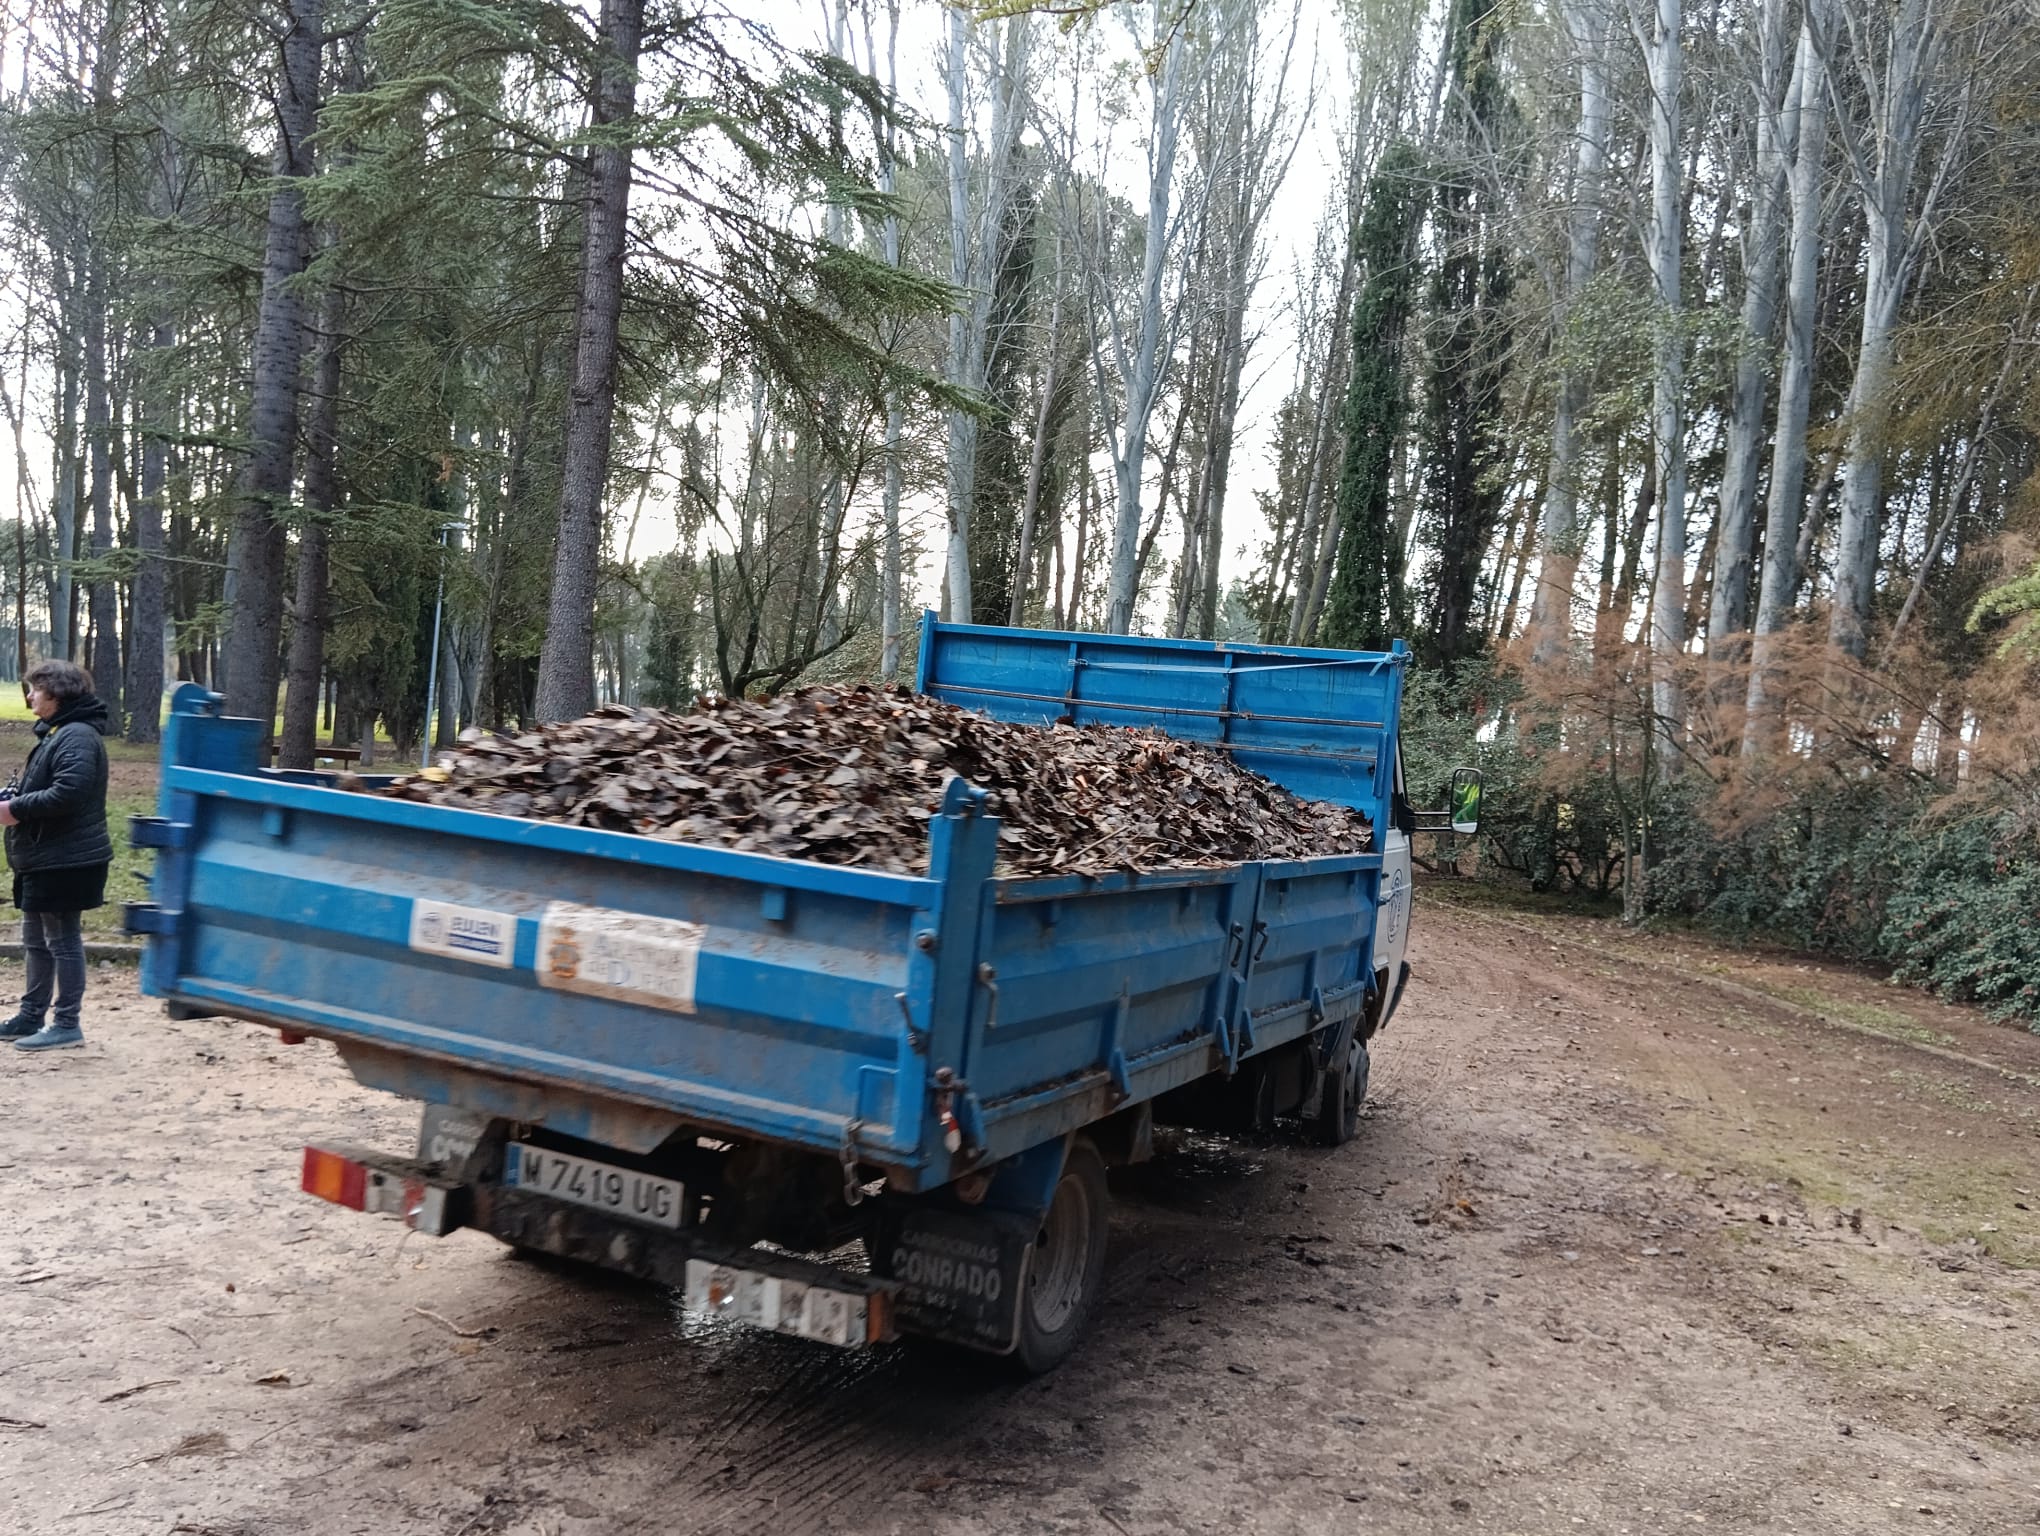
[280,275,344,769]
[1284,156,1361,645]
[51,279,80,662]
[1011,276,1062,628]
[219,0,322,733]
[943,11,1031,624]
[533,0,643,721]
[83,253,122,727]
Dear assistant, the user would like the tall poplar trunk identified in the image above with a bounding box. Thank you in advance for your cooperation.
[219,0,323,732]
[1709,0,1796,650]
[5,341,32,686]
[52,297,79,661]
[867,0,905,677]
[1100,3,1186,635]
[1644,0,1687,768]
[1743,3,1829,752]
[1010,281,1062,629]
[533,0,644,721]
[1198,319,1241,641]
[1826,0,1969,658]
[941,6,974,621]
[1527,0,1612,668]
[942,13,1031,624]
[1284,153,1362,645]
[83,11,124,723]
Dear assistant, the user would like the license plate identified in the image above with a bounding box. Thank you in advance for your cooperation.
[503,1143,684,1230]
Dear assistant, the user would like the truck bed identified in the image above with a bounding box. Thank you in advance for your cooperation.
[131,624,1402,1191]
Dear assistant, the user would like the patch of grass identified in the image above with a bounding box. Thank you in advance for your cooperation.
[1415,875,1620,920]
[1623,1106,2040,1272]
[1743,981,1958,1046]
[1885,1067,2015,1118]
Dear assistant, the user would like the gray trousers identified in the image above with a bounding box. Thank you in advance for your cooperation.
[20,909,86,1031]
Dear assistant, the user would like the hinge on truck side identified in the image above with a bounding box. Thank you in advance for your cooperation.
[840,1118,868,1207]
[123,902,179,938]
[128,816,192,850]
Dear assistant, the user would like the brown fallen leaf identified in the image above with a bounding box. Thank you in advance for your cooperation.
[253,1370,294,1387]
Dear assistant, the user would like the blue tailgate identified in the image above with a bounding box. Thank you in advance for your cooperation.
[132,686,954,1176]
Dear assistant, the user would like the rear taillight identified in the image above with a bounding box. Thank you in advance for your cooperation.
[300,1145,457,1234]
[302,1145,368,1209]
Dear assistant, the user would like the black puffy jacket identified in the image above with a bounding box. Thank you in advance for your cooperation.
[4,694,113,873]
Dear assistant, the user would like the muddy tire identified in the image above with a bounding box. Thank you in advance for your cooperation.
[1008,1139,1110,1376]
[1313,1034,1370,1147]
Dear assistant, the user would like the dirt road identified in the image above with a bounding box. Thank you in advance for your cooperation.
[4,896,2037,1535]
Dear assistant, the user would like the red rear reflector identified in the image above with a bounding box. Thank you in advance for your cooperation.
[301,1146,368,1210]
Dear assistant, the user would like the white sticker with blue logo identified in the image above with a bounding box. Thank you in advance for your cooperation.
[408,899,517,968]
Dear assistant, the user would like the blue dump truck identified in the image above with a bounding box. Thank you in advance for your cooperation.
[126,618,1477,1373]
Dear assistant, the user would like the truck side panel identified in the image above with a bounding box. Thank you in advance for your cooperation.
[953,851,1384,1163]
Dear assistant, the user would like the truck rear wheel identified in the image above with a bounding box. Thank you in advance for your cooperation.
[1008,1139,1109,1376]
[1313,1034,1370,1147]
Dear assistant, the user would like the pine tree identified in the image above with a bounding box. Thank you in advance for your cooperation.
[1321,140,1426,652]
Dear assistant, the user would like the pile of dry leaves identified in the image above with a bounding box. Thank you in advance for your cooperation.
[378,686,1371,877]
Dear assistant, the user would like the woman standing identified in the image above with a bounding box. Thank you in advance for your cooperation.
[0,660,113,1052]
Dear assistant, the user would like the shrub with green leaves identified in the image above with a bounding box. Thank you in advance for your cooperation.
[1882,817,2040,1027]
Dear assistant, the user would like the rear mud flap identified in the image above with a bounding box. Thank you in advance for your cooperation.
[872,1201,1036,1355]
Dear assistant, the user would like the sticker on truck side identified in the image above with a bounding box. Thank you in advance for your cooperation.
[535,902,704,1014]
[408,900,517,968]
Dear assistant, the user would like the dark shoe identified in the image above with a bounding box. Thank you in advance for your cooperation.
[14,1023,82,1052]
[0,1015,41,1040]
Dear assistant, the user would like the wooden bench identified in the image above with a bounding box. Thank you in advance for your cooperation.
[267,745,365,768]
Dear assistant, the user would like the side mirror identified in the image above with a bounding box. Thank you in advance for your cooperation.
[1447,767,1483,836]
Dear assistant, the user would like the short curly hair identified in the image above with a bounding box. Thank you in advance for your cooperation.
[24,659,94,703]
